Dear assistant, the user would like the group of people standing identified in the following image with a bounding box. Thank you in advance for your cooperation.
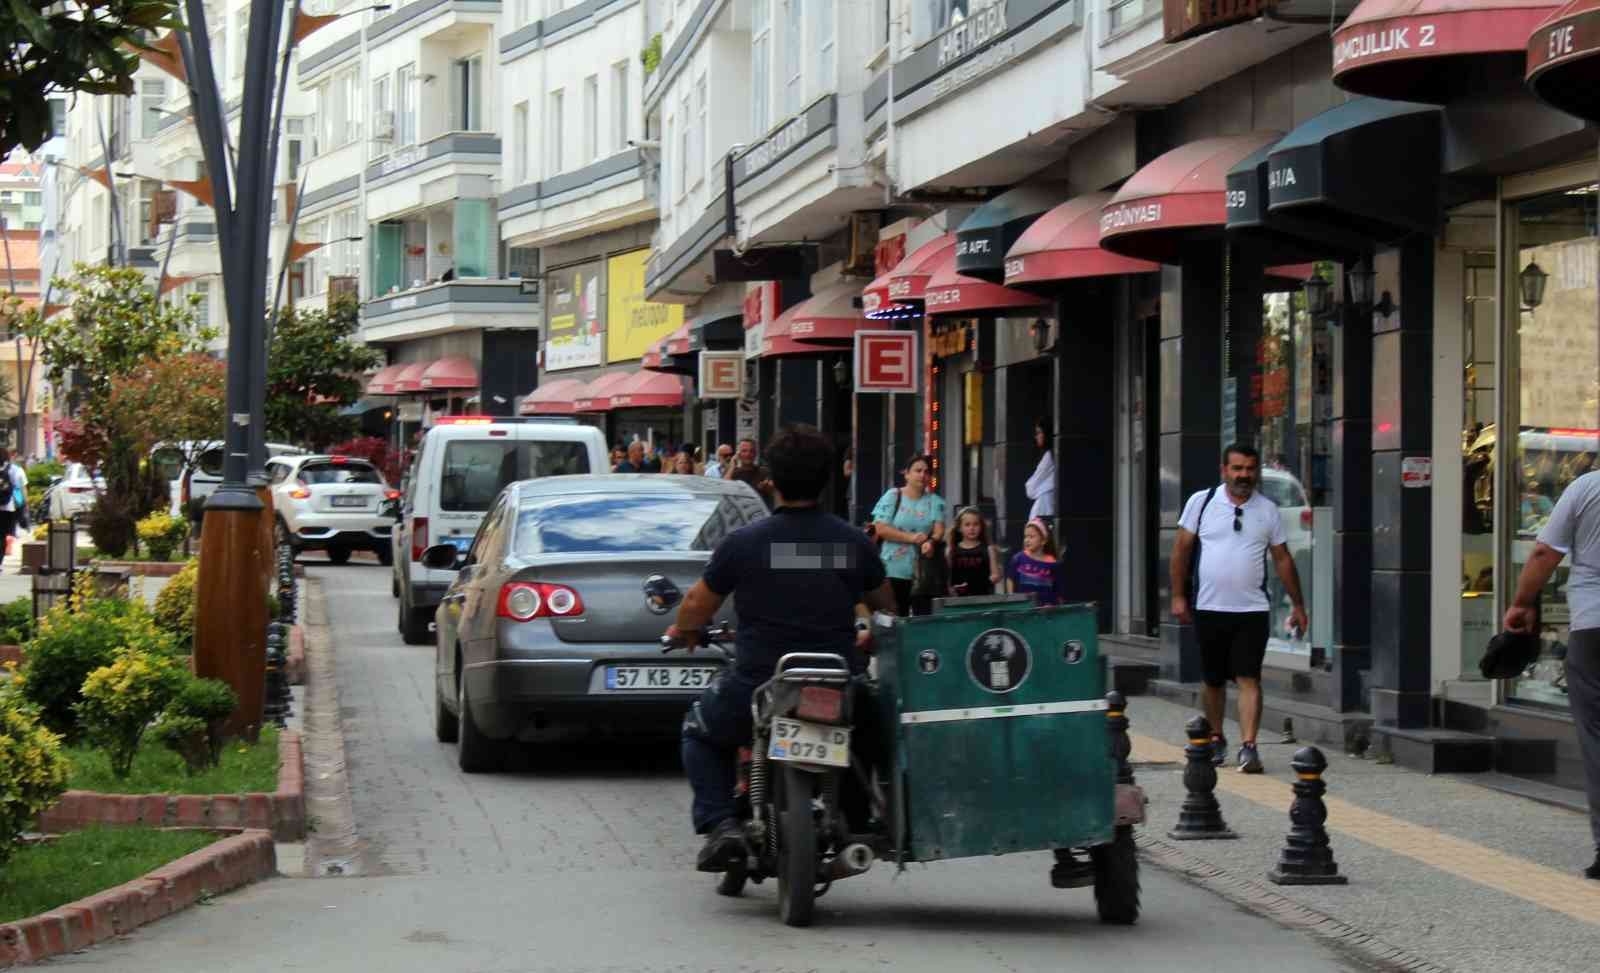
[867,419,1062,618]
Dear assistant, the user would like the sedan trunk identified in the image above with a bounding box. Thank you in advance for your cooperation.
[515,555,711,644]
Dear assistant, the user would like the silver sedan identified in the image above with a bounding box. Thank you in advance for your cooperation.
[426,474,766,772]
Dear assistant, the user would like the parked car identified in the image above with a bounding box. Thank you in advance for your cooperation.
[393,416,607,645]
[267,453,398,564]
[427,474,767,772]
[46,463,105,521]
[153,441,308,520]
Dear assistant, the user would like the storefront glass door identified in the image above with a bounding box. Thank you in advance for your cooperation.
[1504,181,1600,707]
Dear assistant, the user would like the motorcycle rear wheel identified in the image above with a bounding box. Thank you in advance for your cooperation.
[776,766,818,927]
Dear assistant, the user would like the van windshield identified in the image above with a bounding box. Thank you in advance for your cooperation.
[439,441,591,512]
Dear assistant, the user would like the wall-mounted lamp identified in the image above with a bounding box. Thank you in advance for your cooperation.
[1520,260,1549,311]
[832,356,851,388]
[1347,266,1377,310]
[1030,318,1052,354]
[1302,274,1333,317]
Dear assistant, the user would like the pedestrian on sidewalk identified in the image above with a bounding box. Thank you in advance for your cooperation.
[1024,417,1056,529]
[0,449,24,569]
[1169,443,1308,774]
[1504,470,1600,880]
[1005,517,1063,606]
[704,443,732,479]
[871,454,946,617]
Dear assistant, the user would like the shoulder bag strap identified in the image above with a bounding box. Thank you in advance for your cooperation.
[1190,486,1218,598]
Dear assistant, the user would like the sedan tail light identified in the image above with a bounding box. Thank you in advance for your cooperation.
[496,582,585,621]
[410,517,429,562]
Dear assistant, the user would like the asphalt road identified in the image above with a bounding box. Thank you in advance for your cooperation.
[60,562,1362,972]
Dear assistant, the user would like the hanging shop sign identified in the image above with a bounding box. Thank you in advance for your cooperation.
[1164,0,1279,43]
[607,249,683,363]
[929,321,973,358]
[544,259,604,371]
[698,351,745,399]
[855,330,919,394]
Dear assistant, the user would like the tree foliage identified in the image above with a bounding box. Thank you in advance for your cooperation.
[106,352,225,469]
[1,0,182,159]
[266,298,380,451]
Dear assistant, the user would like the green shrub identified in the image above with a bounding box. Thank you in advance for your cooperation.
[165,676,237,766]
[21,576,180,741]
[0,597,33,645]
[134,511,189,562]
[25,460,63,494]
[149,713,210,775]
[153,558,198,649]
[0,695,70,867]
[76,648,189,779]
[85,496,135,559]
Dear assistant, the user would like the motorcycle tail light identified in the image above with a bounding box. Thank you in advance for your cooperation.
[795,686,844,724]
[496,582,584,621]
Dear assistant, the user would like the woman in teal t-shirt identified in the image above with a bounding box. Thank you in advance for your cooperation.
[871,454,946,616]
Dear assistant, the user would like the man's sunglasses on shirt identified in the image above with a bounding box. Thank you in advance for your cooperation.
[1233,506,1243,532]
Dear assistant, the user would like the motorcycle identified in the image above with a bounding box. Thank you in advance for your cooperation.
[663,628,880,927]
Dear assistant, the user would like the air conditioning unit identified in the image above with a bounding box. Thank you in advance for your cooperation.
[373,111,396,142]
[844,212,881,277]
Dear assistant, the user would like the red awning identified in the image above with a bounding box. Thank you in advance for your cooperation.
[1099,133,1282,263]
[862,234,958,318]
[641,338,667,371]
[572,371,634,412]
[390,361,430,394]
[607,370,685,409]
[1333,0,1562,100]
[770,282,874,351]
[665,324,692,356]
[1263,263,1318,291]
[1004,192,1161,287]
[366,364,405,395]
[922,251,1043,317]
[419,356,479,391]
[1528,0,1600,122]
[520,378,587,415]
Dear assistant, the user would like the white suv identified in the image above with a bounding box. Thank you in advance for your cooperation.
[393,416,606,644]
[268,454,398,564]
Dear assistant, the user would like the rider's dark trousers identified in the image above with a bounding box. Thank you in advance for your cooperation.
[681,669,762,834]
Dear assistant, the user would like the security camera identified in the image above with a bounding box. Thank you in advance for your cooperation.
[628,138,661,150]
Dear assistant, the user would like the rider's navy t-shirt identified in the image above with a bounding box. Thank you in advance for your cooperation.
[702,505,887,677]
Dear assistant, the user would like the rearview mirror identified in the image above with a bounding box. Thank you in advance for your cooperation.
[420,543,463,570]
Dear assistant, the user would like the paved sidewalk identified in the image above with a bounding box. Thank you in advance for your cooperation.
[1122,693,1600,972]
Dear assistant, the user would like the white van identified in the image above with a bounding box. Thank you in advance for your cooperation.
[393,416,606,643]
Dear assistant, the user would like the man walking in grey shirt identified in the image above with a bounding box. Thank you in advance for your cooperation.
[1505,470,1600,880]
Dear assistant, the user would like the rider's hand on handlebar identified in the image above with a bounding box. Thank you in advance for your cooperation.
[665,623,700,652]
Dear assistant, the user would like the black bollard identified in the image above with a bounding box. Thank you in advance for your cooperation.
[1168,715,1237,840]
[263,622,292,726]
[1105,691,1135,786]
[1267,746,1348,885]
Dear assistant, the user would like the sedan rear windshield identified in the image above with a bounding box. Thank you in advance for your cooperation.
[300,462,382,485]
[439,441,592,512]
[512,494,766,554]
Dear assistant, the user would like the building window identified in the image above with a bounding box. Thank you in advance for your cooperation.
[812,0,834,97]
[343,69,361,144]
[193,280,211,328]
[452,55,484,131]
[372,74,392,143]
[690,76,705,189]
[285,118,305,182]
[659,114,671,205]
[318,70,361,152]
[135,179,158,246]
[548,88,564,174]
[676,97,690,197]
[514,101,530,184]
[751,0,770,135]
[48,98,66,139]
[396,64,417,146]
[583,74,599,164]
[505,244,538,280]
[139,79,166,139]
[24,192,40,207]
[782,0,802,118]
[611,61,629,155]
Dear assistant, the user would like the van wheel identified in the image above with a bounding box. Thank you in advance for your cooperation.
[399,592,432,645]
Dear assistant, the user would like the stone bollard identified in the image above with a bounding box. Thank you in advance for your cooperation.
[1105,690,1135,786]
[263,622,293,727]
[1267,746,1348,885]
[1168,715,1237,840]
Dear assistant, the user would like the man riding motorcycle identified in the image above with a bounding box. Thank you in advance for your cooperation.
[667,424,898,871]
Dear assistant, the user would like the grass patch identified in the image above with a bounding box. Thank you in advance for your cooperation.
[84,547,194,564]
[0,827,219,923]
[65,725,280,795]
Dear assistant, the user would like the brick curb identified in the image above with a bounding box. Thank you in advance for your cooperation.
[0,828,276,968]
[286,624,305,686]
[0,645,19,668]
[1136,832,1452,973]
[87,560,191,578]
[36,730,306,842]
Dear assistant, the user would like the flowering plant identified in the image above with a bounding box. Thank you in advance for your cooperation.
[135,511,190,561]
[76,648,188,778]
[0,694,70,865]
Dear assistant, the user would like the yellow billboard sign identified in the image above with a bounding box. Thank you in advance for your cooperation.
[606,249,683,363]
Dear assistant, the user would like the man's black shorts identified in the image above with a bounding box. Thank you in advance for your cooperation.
[1194,610,1269,687]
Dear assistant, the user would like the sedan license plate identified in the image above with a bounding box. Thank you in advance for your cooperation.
[330,495,366,508]
[606,665,718,691]
[768,719,850,768]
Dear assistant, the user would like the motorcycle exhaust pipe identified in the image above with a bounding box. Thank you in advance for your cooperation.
[824,843,875,880]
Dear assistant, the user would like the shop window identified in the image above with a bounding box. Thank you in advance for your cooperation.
[1504,183,1600,708]
[1461,251,1497,671]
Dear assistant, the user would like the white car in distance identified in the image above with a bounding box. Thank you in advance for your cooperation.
[268,453,398,565]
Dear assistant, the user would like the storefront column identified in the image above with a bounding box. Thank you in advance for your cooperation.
[1370,239,1434,728]
[1158,251,1225,684]
[1054,285,1116,631]
[1331,300,1373,712]
[775,359,820,428]
[716,400,737,449]
[852,392,886,525]
[1224,258,1264,447]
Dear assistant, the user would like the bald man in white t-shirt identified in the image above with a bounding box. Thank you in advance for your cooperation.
[1170,444,1308,775]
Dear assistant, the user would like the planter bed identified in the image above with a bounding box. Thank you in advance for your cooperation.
[0,827,276,968]
[37,729,305,842]
[86,559,191,578]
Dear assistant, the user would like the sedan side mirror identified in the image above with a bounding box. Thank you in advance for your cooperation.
[420,543,463,570]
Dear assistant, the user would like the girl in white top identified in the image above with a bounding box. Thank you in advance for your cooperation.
[1025,417,1056,521]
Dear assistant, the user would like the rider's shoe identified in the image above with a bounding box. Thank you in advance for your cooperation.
[1585,851,1600,880]
[1237,743,1264,774]
[1050,848,1095,888]
[1210,734,1228,767]
[696,819,748,873]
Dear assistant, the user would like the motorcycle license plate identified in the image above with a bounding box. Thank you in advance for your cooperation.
[768,719,850,768]
[605,665,718,690]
